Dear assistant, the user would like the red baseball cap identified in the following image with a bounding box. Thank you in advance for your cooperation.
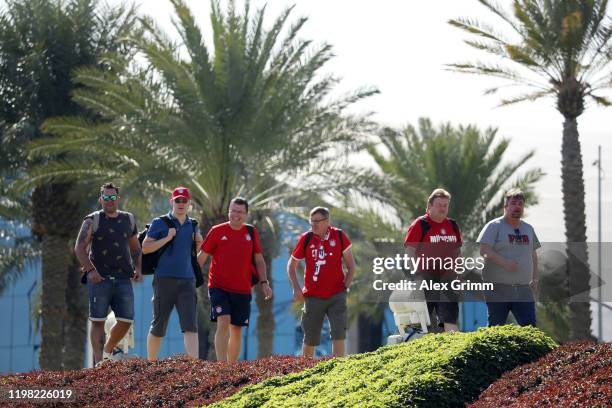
[171,186,191,200]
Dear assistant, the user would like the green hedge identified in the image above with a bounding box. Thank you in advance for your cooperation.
[210,326,556,408]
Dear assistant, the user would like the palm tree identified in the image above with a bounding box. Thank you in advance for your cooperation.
[0,0,138,369]
[367,118,543,240]
[28,0,377,358]
[0,180,39,294]
[448,0,612,340]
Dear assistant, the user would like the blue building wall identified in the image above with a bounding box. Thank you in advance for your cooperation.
[461,299,489,331]
[0,259,42,374]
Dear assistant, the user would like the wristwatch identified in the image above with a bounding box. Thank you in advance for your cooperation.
[259,280,269,285]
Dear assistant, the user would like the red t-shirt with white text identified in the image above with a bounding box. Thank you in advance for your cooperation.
[404,214,462,274]
[291,227,351,298]
[201,222,261,294]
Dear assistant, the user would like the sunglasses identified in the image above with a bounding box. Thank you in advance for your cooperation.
[174,198,188,204]
[101,194,118,202]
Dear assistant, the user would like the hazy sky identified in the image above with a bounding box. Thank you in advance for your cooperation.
[129,0,612,244]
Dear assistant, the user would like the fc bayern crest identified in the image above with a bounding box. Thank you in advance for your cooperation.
[441,228,447,235]
[329,239,336,247]
[245,234,252,241]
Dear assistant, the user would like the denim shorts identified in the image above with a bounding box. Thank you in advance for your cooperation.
[88,277,134,322]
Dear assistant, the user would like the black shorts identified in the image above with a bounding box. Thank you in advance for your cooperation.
[418,272,459,327]
[209,287,252,327]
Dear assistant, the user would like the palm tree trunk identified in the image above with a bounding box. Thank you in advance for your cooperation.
[251,210,279,358]
[33,182,83,370]
[62,258,87,369]
[196,279,214,360]
[255,256,275,357]
[561,116,593,341]
[38,234,70,370]
[197,212,228,360]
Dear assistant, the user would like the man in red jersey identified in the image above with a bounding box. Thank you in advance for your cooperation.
[287,206,356,358]
[404,188,462,332]
[197,197,272,362]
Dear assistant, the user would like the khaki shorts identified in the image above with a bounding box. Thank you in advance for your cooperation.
[301,291,347,346]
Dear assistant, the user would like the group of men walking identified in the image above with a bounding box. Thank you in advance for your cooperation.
[75,182,540,365]
[404,188,540,332]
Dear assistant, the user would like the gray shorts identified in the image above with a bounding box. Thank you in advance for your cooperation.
[301,291,347,346]
[150,276,197,337]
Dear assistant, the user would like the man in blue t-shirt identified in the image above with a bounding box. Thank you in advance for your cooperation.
[142,186,203,359]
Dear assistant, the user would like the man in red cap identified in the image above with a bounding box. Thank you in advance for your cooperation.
[142,186,203,359]
[198,197,272,362]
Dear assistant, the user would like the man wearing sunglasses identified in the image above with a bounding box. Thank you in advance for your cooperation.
[287,206,355,358]
[477,189,541,327]
[74,182,142,365]
[142,186,203,360]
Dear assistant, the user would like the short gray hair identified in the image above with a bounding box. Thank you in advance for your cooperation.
[309,206,330,218]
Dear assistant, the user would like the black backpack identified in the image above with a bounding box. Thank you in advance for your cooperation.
[138,215,174,276]
[301,229,345,251]
[245,224,259,286]
[190,220,204,288]
[418,216,460,242]
[138,216,204,288]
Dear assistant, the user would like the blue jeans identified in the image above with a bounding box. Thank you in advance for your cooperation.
[88,277,134,322]
[485,284,536,327]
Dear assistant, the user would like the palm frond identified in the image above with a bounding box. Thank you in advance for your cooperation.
[499,89,555,106]
[450,0,612,112]
[364,118,543,240]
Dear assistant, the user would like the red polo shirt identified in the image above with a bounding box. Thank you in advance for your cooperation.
[291,227,351,299]
[201,222,261,294]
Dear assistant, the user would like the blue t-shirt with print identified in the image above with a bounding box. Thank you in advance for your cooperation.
[146,212,195,279]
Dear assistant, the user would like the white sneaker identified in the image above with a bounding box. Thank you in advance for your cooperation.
[102,347,125,361]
